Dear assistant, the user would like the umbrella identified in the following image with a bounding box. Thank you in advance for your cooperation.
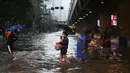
[8,24,24,31]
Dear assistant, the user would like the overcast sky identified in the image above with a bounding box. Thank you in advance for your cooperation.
[45,0,71,21]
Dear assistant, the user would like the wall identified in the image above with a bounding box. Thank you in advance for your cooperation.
[100,14,111,33]
[118,0,130,36]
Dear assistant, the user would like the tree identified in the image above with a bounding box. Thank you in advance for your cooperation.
[0,0,33,28]
[0,0,59,32]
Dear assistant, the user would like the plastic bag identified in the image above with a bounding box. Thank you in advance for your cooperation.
[55,43,62,50]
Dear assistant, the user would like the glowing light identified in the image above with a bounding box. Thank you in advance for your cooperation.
[79,17,83,20]
[111,15,117,26]
[89,11,92,13]
[97,20,100,27]
[101,1,104,4]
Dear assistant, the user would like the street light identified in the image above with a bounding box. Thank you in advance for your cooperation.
[83,16,86,18]
[89,11,92,13]
[86,14,88,16]
[101,1,104,4]
[79,17,83,20]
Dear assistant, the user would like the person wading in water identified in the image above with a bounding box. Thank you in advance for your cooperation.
[57,31,71,64]
[7,30,18,58]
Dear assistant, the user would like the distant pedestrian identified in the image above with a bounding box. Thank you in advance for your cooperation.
[110,35,120,59]
[102,36,111,59]
[7,30,18,57]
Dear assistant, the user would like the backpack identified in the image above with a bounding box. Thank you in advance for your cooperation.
[6,31,11,40]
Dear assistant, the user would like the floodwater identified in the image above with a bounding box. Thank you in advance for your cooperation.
[0,31,130,73]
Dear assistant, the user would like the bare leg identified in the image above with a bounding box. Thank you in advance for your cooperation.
[10,52,14,57]
[63,55,71,64]
[58,55,63,63]
[7,45,14,57]
[84,60,89,63]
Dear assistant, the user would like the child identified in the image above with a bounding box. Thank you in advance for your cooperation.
[57,31,71,64]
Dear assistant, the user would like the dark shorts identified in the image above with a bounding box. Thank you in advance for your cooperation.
[60,48,67,55]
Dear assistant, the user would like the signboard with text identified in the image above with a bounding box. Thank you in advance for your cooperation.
[111,15,117,26]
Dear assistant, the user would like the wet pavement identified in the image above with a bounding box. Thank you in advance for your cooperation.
[0,31,130,73]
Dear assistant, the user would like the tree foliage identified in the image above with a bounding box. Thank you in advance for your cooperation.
[0,0,59,32]
[0,0,32,20]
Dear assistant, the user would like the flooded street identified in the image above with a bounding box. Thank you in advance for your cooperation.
[0,31,130,73]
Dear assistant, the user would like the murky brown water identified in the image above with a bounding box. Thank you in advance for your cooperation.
[0,31,130,73]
